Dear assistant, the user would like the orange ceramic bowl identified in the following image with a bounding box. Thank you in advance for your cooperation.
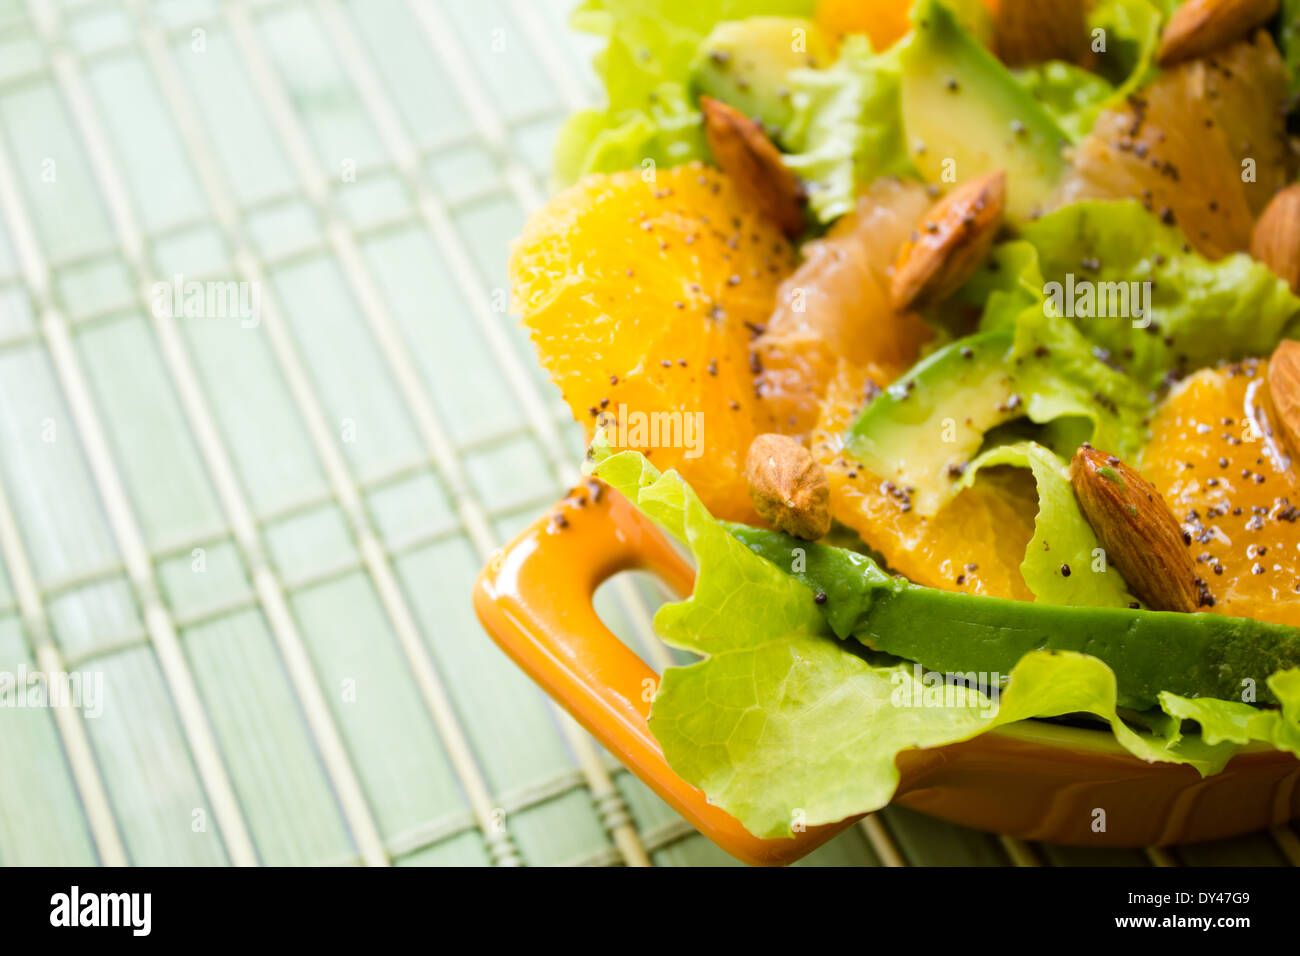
[473,483,1300,866]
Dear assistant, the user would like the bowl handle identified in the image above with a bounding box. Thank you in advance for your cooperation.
[472,481,858,865]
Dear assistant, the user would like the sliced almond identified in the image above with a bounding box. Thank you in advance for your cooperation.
[1156,0,1279,67]
[1250,184,1300,293]
[1070,445,1204,612]
[700,96,805,239]
[994,0,1088,67]
[745,433,830,540]
[889,170,1005,312]
[1268,339,1300,462]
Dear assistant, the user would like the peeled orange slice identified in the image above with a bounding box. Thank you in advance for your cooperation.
[815,0,914,50]
[1140,362,1300,626]
[510,162,797,521]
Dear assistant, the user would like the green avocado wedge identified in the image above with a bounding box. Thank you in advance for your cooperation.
[729,525,1300,710]
[689,17,831,139]
[844,329,1016,517]
[843,313,1149,517]
[900,0,1068,221]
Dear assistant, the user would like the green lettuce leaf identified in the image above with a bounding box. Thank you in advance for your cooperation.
[1013,61,1116,144]
[958,441,1137,607]
[1160,669,1300,753]
[779,36,914,224]
[554,0,817,185]
[1017,200,1300,388]
[953,237,1047,328]
[1085,0,1168,96]
[963,200,1300,390]
[587,442,1294,838]
[1009,0,1169,144]
[1283,0,1300,103]
[1005,307,1151,460]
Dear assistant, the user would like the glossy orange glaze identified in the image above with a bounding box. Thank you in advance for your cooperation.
[1141,362,1300,626]
[474,480,1300,863]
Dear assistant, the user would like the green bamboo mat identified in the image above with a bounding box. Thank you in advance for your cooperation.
[0,0,1292,867]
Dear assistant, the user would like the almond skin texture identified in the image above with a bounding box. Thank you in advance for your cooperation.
[995,0,1088,67]
[1251,185,1300,293]
[1070,445,1204,612]
[1156,0,1279,67]
[1268,339,1300,463]
[889,170,1006,312]
[700,96,805,239]
[745,433,831,540]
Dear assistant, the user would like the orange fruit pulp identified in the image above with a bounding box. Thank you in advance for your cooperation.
[511,163,797,522]
[1141,362,1300,626]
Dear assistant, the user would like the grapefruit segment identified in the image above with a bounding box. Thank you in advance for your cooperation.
[1052,31,1294,260]
[754,178,934,440]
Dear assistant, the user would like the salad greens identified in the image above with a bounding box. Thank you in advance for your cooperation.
[957,441,1136,607]
[546,0,1300,843]
[1280,0,1300,103]
[843,310,1150,518]
[1010,61,1116,144]
[966,201,1300,389]
[556,0,1184,223]
[588,441,1300,839]
[553,0,818,185]
[780,37,913,224]
[995,0,1169,146]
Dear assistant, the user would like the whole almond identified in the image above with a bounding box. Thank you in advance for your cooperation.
[700,96,805,239]
[1250,184,1300,293]
[995,0,1088,67]
[1268,339,1300,462]
[890,170,1006,312]
[1156,0,1279,67]
[1070,445,1204,612]
[745,433,830,540]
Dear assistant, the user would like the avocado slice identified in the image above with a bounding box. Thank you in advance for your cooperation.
[690,17,831,138]
[731,526,1300,710]
[900,0,1068,220]
[845,329,1018,516]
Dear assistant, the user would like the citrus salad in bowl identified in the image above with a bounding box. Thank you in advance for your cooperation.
[505,0,1300,839]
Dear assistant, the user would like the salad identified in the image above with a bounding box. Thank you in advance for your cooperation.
[508,0,1300,840]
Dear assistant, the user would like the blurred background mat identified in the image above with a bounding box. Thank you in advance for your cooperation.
[0,0,1294,867]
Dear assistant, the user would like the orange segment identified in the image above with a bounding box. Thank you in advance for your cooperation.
[510,162,797,522]
[813,361,1036,598]
[816,0,914,50]
[754,178,934,439]
[817,0,997,51]
[1140,362,1300,626]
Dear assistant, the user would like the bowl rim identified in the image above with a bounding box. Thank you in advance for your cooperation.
[991,715,1277,755]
